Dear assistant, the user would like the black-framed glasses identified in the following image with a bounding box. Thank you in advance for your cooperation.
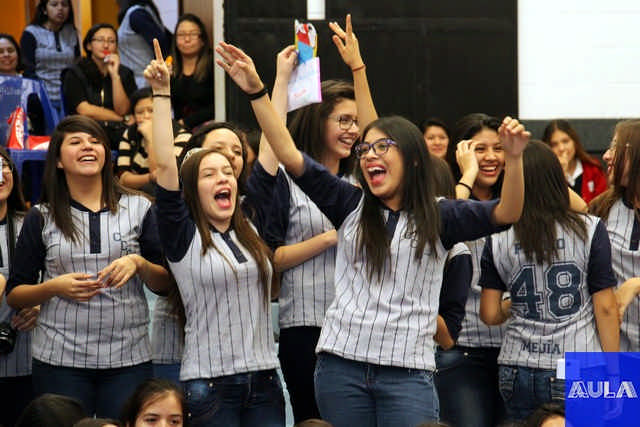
[354,138,398,158]
[330,114,358,131]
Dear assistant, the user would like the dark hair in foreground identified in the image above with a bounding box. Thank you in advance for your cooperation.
[514,141,587,264]
[288,79,356,176]
[180,149,272,302]
[42,115,137,242]
[431,155,456,199]
[74,418,122,427]
[15,394,86,427]
[356,116,440,280]
[120,379,185,427]
[523,402,565,427]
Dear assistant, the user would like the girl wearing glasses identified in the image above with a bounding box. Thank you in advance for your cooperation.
[171,14,214,130]
[591,120,640,351]
[21,0,80,119]
[245,48,359,422]
[61,23,137,148]
[216,16,529,426]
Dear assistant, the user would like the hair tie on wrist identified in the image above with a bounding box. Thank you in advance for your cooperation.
[457,181,473,192]
[152,93,171,98]
[351,64,366,72]
[248,86,268,100]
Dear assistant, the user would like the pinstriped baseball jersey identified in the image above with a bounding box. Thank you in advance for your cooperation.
[603,198,640,351]
[480,215,616,369]
[155,186,279,381]
[277,168,336,328]
[0,215,29,377]
[456,237,506,348]
[291,153,509,371]
[151,296,183,364]
[7,194,163,368]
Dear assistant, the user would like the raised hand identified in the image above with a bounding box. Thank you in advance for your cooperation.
[51,273,102,302]
[456,140,480,180]
[329,14,364,70]
[215,41,264,94]
[499,117,530,158]
[97,254,141,289]
[276,45,298,82]
[143,39,171,95]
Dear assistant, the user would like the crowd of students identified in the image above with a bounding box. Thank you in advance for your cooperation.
[0,3,638,427]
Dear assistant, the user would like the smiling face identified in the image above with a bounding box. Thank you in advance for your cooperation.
[424,125,449,159]
[0,156,13,205]
[0,38,19,75]
[202,128,244,179]
[197,152,237,231]
[134,393,183,427]
[56,131,106,178]
[324,99,359,162]
[359,127,404,210]
[472,127,504,190]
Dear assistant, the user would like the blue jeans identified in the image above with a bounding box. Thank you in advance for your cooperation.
[32,359,152,418]
[153,362,182,387]
[499,365,565,421]
[314,352,439,427]
[435,346,505,427]
[183,369,285,427]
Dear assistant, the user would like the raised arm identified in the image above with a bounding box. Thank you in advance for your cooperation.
[144,39,179,190]
[216,42,305,176]
[257,45,297,176]
[492,117,529,225]
[329,14,378,130]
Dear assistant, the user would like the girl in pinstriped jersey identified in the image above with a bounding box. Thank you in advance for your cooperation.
[6,115,172,418]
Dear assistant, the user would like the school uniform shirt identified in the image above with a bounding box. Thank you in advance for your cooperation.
[253,163,339,329]
[155,185,279,380]
[291,153,509,371]
[439,243,472,342]
[7,194,163,369]
[0,215,29,377]
[151,296,183,364]
[456,237,506,348]
[603,198,640,351]
[21,23,80,104]
[479,215,616,369]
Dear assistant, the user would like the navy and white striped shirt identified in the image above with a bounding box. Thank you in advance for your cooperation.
[7,194,163,368]
[292,153,509,370]
[480,216,616,369]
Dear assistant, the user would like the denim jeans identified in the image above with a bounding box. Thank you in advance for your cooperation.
[435,346,505,427]
[153,362,182,387]
[183,369,285,427]
[32,359,152,418]
[499,365,565,421]
[314,352,439,427]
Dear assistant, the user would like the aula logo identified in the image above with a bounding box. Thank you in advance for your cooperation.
[568,381,638,399]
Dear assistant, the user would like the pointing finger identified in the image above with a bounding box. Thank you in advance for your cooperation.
[153,38,163,62]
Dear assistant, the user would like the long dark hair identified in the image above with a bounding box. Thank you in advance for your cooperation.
[542,119,602,168]
[172,13,211,83]
[15,394,86,427]
[447,113,503,197]
[180,149,272,301]
[117,0,162,25]
[431,155,456,199]
[120,379,185,427]
[42,116,136,242]
[0,33,23,73]
[31,0,76,28]
[590,119,640,219]
[356,116,440,280]
[514,141,587,264]
[288,80,357,176]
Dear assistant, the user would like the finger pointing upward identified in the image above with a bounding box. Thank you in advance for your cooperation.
[153,38,164,62]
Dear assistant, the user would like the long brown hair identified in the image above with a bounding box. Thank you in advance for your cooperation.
[288,80,356,176]
[514,141,587,264]
[171,14,212,83]
[180,149,272,300]
[41,115,136,242]
[542,119,602,168]
[356,116,440,281]
[590,119,640,219]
